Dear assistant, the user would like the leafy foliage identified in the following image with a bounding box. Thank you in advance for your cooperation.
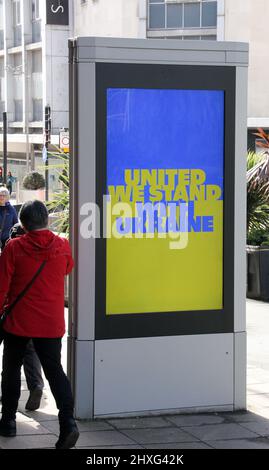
[247,146,269,245]
[22,171,45,190]
[247,227,269,247]
[41,148,70,236]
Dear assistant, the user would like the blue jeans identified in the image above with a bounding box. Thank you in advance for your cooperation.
[1,332,74,423]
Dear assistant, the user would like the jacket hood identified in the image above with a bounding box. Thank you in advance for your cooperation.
[16,229,69,261]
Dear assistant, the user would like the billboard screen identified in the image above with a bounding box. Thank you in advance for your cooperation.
[106,88,224,315]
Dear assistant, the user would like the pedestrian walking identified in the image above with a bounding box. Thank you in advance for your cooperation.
[0,200,79,449]
[0,187,18,250]
[8,223,44,411]
[6,171,15,196]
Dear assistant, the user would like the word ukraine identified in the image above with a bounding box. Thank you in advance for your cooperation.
[107,168,222,235]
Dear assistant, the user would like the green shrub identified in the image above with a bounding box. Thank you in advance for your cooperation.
[44,151,69,236]
[22,171,45,190]
[247,150,269,245]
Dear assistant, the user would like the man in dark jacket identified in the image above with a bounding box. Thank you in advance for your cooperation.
[0,186,18,249]
[0,200,79,449]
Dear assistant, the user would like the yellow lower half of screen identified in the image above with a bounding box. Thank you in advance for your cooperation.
[106,201,223,315]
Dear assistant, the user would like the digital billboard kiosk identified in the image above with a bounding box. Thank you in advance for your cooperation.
[69,38,248,418]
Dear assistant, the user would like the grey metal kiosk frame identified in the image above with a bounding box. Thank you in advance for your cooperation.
[69,37,248,419]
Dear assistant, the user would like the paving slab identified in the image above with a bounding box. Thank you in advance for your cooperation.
[119,427,199,445]
[222,411,269,423]
[41,419,114,434]
[144,442,212,449]
[181,423,259,441]
[15,421,53,436]
[248,383,269,395]
[237,420,269,437]
[76,445,144,449]
[206,437,269,449]
[166,414,225,427]
[107,417,171,429]
[0,434,57,449]
[75,430,137,447]
[248,395,269,408]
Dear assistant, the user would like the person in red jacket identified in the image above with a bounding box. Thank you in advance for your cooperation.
[0,200,79,449]
[7,223,44,411]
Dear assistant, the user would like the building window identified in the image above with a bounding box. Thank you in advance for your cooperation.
[167,4,183,29]
[148,0,217,30]
[32,50,42,73]
[31,50,42,121]
[32,0,40,20]
[33,98,43,121]
[0,58,4,107]
[32,0,41,42]
[149,2,165,28]
[202,1,217,27]
[0,58,4,77]
[201,35,217,40]
[13,0,22,46]
[184,3,200,28]
[13,0,21,26]
[0,0,3,27]
[0,101,4,117]
[14,99,23,121]
[0,0,4,49]
[0,30,3,50]
[14,52,22,69]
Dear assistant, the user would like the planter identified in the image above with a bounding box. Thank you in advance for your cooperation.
[247,245,269,301]
[19,189,45,202]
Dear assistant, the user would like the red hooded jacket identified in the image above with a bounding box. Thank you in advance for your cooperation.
[0,230,74,337]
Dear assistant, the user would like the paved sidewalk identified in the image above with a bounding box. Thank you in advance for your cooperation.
[1,299,269,449]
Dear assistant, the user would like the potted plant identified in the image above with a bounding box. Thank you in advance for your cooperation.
[45,151,70,306]
[247,132,269,301]
[20,171,46,202]
[46,153,69,235]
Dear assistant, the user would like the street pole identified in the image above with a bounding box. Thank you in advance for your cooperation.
[3,112,7,185]
[25,71,30,173]
[44,105,51,201]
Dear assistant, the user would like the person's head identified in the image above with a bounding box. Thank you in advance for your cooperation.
[0,186,10,206]
[19,200,48,232]
[8,171,12,176]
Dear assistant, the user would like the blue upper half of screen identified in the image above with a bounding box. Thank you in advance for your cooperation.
[107,88,224,191]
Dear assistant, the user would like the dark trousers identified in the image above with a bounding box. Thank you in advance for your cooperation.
[23,340,44,391]
[1,332,74,423]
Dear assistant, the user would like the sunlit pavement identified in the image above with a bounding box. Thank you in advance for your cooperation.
[1,300,269,449]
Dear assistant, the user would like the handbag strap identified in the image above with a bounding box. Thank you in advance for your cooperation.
[0,260,47,323]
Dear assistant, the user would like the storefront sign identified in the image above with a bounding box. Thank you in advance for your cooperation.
[46,0,69,25]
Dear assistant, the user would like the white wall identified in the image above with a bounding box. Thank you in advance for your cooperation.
[42,25,70,133]
[40,0,71,134]
[74,0,145,38]
[224,0,269,124]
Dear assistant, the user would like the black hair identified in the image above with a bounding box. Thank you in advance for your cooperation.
[19,200,48,232]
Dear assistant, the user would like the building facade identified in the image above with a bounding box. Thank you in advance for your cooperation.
[74,0,269,149]
[0,0,71,190]
[146,0,269,148]
[218,0,269,149]
[0,1,268,188]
